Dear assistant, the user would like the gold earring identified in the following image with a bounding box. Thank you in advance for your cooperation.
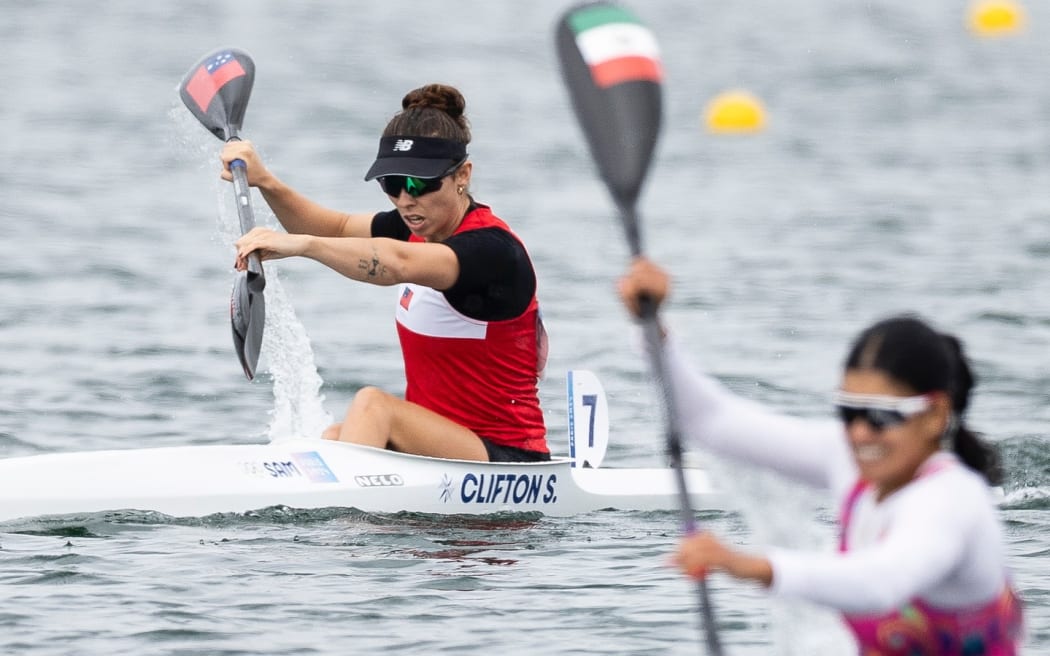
[457,185,464,194]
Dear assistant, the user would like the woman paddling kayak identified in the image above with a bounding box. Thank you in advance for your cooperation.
[224,83,549,463]
[618,257,1024,655]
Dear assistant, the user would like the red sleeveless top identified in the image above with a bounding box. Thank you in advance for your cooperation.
[394,205,547,453]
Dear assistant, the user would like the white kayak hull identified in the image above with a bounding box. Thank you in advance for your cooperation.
[0,437,724,522]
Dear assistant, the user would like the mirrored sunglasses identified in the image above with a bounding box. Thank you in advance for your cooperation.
[832,391,932,431]
[377,174,446,198]
[377,160,464,198]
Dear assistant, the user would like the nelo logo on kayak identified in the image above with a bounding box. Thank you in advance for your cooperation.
[453,472,558,505]
[354,474,404,487]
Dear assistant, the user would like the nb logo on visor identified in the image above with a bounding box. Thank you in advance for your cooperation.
[392,139,414,152]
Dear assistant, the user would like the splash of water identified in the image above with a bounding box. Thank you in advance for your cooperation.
[192,145,333,441]
[1000,485,1050,509]
[684,450,855,654]
[258,272,333,439]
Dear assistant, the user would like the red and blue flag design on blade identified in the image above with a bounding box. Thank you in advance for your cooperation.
[184,51,247,112]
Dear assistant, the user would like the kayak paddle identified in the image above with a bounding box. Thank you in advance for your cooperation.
[555,3,724,653]
[179,47,265,380]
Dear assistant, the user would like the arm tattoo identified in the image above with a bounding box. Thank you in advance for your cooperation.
[358,244,385,279]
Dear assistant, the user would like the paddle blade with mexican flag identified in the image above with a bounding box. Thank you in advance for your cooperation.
[556,6,725,653]
[556,2,663,211]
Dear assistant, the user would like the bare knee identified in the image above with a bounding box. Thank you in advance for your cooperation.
[338,386,398,448]
[348,386,395,414]
[321,423,341,440]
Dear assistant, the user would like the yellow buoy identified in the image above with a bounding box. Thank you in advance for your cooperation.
[968,0,1026,36]
[704,90,766,134]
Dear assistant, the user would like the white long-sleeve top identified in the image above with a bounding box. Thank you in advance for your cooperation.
[664,339,1011,614]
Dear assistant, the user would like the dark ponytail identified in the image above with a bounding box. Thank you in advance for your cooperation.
[844,315,1002,486]
[940,334,1002,486]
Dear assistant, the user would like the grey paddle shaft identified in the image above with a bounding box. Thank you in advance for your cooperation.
[229,159,263,276]
[626,205,724,656]
[638,304,723,656]
[177,47,265,379]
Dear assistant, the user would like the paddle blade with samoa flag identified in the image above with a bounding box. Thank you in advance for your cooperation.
[556,4,724,654]
[178,48,266,380]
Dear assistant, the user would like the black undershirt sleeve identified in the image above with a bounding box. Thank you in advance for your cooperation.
[371,209,411,240]
[443,227,536,321]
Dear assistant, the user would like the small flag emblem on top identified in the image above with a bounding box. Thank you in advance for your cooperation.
[185,51,247,112]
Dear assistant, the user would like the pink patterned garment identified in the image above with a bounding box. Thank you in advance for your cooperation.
[839,478,1023,655]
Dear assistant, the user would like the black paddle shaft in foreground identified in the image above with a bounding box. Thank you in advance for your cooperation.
[556,3,724,654]
[179,47,266,380]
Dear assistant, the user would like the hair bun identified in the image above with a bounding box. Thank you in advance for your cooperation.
[384,83,472,144]
[402,84,466,120]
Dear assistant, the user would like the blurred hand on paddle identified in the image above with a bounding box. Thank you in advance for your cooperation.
[673,532,773,587]
[617,256,670,318]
